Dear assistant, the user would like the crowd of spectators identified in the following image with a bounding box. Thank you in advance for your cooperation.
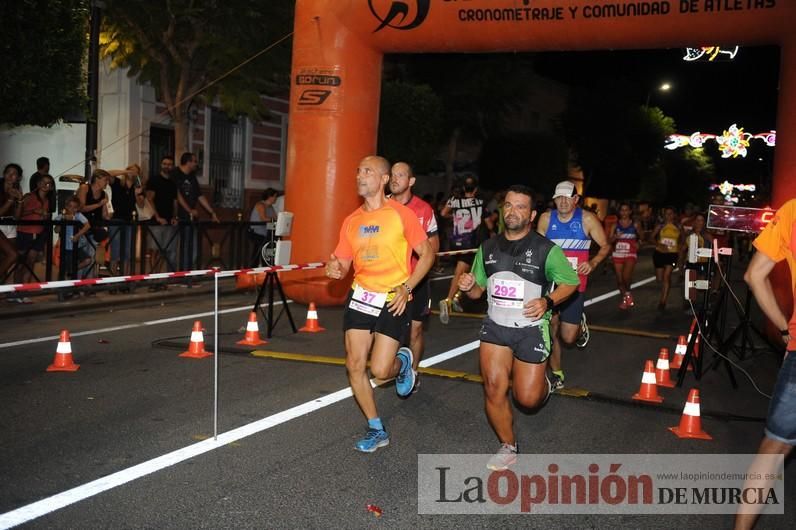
[0,153,284,302]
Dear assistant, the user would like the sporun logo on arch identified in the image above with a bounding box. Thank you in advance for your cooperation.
[369,0,431,32]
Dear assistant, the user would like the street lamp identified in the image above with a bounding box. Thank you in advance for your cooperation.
[646,82,672,108]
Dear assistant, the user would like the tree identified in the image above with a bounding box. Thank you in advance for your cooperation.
[478,132,568,193]
[389,54,536,189]
[377,81,442,173]
[562,81,676,199]
[656,147,715,207]
[0,0,88,126]
[101,0,292,157]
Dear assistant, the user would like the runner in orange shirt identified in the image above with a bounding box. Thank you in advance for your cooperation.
[735,198,796,529]
[326,155,434,453]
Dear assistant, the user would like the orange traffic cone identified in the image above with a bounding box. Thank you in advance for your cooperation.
[299,302,325,333]
[632,360,664,403]
[47,329,80,372]
[237,312,267,346]
[180,321,212,358]
[670,335,687,369]
[655,348,675,388]
[669,388,712,440]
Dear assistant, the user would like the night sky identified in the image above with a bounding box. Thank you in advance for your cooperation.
[534,45,781,133]
[533,45,781,186]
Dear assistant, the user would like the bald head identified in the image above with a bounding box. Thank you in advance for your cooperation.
[361,155,390,177]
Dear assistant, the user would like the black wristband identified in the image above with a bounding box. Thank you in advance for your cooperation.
[781,329,790,337]
[543,295,554,310]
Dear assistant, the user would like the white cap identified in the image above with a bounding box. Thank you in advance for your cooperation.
[553,180,577,199]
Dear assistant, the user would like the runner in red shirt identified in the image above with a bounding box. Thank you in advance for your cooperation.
[390,162,440,388]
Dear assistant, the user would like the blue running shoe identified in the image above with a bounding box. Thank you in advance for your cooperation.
[395,347,416,397]
[354,428,390,453]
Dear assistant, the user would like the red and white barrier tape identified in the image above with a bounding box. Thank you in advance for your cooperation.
[0,262,326,294]
[0,247,475,294]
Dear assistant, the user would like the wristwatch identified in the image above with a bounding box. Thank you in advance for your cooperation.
[543,295,554,310]
[781,329,790,337]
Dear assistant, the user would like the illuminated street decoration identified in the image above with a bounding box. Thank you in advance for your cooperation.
[665,125,776,158]
[716,124,751,158]
[709,181,756,204]
[683,46,739,61]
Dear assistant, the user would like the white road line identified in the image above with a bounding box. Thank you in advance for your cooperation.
[583,275,656,307]
[0,341,480,529]
[0,304,266,350]
[0,275,454,351]
[0,273,656,528]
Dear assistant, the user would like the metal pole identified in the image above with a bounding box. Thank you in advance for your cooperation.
[85,1,102,180]
[213,271,219,440]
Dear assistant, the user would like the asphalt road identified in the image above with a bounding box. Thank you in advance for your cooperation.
[0,257,792,528]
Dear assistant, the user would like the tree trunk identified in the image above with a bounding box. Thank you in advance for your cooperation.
[173,106,190,161]
[445,127,460,192]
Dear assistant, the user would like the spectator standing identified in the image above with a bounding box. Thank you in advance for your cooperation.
[28,157,56,214]
[107,165,141,276]
[1,164,24,280]
[55,196,93,281]
[77,169,111,280]
[146,155,179,275]
[172,152,219,270]
[13,174,54,301]
[735,198,796,530]
[248,188,278,266]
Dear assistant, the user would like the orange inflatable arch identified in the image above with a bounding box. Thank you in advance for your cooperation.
[283,0,796,306]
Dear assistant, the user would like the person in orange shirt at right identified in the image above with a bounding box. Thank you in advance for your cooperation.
[735,198,796,529]
[326,155,434,453]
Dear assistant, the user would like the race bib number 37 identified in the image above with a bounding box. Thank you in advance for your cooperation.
[349,285,387,317]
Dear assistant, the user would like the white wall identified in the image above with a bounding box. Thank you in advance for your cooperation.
[0,58,156,195]
[0,123,86,192]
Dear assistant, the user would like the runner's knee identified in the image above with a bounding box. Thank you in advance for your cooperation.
[513,385,545,409]
[345,355,368,376]
[560,326,579,345]
[482,372,510,399]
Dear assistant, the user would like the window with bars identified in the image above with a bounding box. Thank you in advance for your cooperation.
[208,108,246,209]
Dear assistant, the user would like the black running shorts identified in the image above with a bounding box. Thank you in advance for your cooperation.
[479,317,551,364]
[409,276,431,322]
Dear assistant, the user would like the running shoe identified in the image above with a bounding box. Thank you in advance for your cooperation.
[395,347,416,397]
[411,376,421,394]
[439,299,450,324]
[618,294,628,310]
[486,442,518,471]
[354,428,390,453]
[542,374,553,405]
[549,372,564,392]
[626,292,635,307]
[576,313,589,348]
[450,295,464,313]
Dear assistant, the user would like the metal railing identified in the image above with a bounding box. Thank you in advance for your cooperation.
[0,218,273,287]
